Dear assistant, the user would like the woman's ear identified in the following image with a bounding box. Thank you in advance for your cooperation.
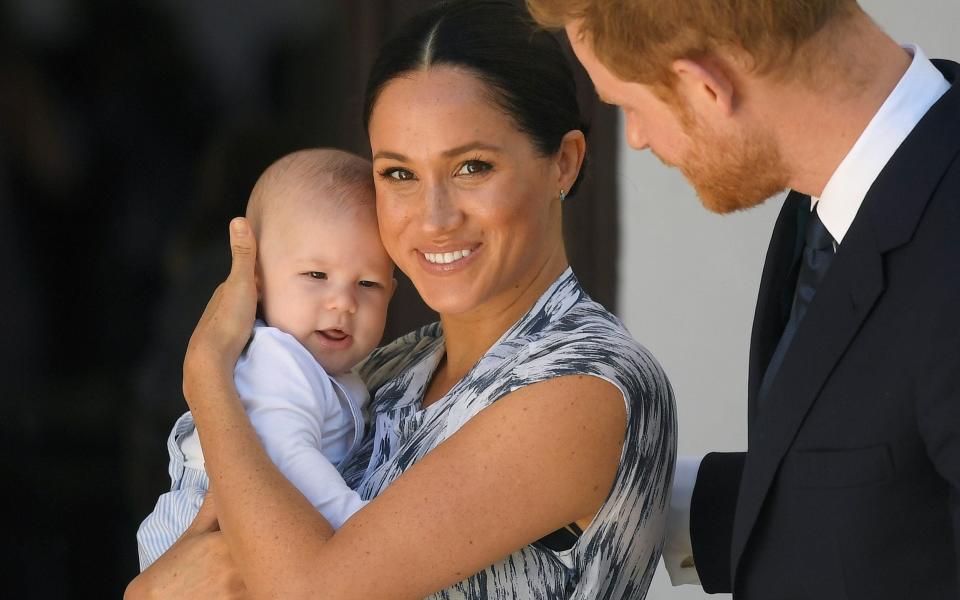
[556,129,587,197]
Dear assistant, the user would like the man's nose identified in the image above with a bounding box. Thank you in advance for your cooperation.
[625,112,650,150]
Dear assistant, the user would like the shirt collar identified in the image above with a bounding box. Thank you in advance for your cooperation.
[812,45,950,244]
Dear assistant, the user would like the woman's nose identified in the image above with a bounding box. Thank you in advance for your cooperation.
[421,183,464,234]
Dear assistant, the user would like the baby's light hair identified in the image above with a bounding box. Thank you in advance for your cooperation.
[246,148,375,238]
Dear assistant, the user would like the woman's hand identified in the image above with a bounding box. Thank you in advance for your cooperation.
[125,494,249,599]
[183,218,259,400]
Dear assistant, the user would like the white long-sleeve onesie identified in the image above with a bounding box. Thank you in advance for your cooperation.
[136,322,369,570]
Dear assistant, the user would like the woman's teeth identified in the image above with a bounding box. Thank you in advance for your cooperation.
[423,249,472,264]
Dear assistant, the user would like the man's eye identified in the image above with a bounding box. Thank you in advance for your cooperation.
[358,280,380,288]
[456,160,492,176]
[378,167,415,181]
[308,272,327,280]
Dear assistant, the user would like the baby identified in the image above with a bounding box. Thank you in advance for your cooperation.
[137,148,395,569]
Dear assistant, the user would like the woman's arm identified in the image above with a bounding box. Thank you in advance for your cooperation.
[140,218,629,599]
[205,374,626,600]
[313,373,627,599]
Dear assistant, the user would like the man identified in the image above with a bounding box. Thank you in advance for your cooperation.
[527,0,960,598]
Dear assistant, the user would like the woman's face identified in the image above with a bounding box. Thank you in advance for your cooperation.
[368,67,566,317]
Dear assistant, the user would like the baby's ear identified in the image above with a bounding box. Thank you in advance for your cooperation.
[254,262,263,300]
[389,277,398,299]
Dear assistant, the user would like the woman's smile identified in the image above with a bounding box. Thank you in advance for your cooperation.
[422,248,473,265]
[417,243,482,273]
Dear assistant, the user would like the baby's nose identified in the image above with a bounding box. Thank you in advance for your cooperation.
[326,285,358,314]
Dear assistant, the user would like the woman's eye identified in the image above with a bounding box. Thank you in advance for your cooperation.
[358,280,380,289]
[308,272,327,280]
[379,167,415,181]
[456,159,492,176]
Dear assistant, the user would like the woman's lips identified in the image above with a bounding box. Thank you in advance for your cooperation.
[417,244,481,273]
[423,248,472,264]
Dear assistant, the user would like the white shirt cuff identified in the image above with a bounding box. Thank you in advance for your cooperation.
[662,455,704,585]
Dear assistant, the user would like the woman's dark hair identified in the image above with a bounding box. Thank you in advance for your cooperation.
[363,0,589,196]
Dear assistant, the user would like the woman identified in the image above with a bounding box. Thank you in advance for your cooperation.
[127,1,675,598]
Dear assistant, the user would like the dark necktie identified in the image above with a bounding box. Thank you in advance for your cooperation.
[757,204,836,406]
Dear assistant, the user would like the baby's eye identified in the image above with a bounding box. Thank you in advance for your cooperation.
[358,280,381,289]
[455,159,492,176]
[378,167,416,181]
[307,271,327,280]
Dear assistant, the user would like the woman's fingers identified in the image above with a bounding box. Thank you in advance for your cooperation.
[187,493,221,535]
[184,219,259,375]
[227,217,257,295]
[218,218,259,340]
[126,531,249,599]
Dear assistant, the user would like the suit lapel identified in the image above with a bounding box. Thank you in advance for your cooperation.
[747,192,808,425]
[731,233,885,576]
[730,59,960,583]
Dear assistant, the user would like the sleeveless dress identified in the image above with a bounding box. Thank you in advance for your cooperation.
[340,268,677,599]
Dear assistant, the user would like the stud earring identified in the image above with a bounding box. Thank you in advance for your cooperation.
[559,188,567,202]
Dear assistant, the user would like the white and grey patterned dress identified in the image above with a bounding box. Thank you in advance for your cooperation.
[340,268,676,599]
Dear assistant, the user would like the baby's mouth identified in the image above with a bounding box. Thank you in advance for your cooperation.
[318,329,349,341]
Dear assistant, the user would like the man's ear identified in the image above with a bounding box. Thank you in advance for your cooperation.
[671,57,736,117]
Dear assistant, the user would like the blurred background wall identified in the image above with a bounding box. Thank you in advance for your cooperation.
[617,1,960,598]
[0,0,617,596]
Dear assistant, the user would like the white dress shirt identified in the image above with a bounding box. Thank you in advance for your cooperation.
[815,45,950,240]
[663,44,951,585]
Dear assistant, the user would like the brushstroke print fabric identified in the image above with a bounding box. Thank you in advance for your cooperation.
[340,268,677,599]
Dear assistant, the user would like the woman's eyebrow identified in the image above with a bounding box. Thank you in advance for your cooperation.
[373,142,503,162]
[442,142,502,157]
[372,150,408,162]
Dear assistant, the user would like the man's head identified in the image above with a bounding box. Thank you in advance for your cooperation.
[526,0,864,212]
[246,148,395,374]
[527,0,860,91]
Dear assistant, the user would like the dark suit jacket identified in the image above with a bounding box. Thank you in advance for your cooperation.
[690,59,960,599]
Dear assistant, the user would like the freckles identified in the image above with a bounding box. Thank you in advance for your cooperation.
[377,199,411,226]
[392,209,415,234]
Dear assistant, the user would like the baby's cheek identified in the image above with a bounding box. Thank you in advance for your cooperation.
[376,302,391,342]
[357,312,386,354]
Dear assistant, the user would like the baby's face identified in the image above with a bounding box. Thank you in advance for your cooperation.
[257,200,394,374]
